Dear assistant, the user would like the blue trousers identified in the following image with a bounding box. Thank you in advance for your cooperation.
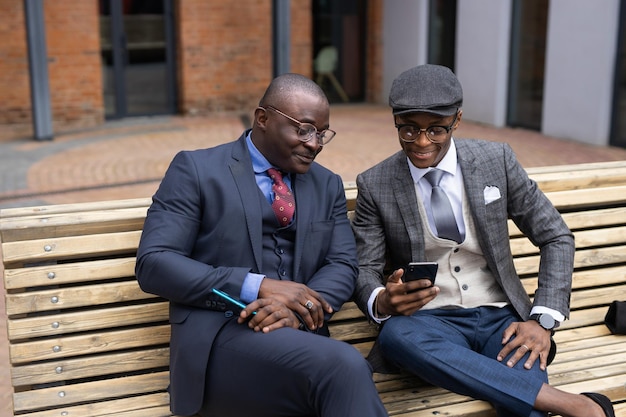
[378,306,548,417]
[200,319,388,417]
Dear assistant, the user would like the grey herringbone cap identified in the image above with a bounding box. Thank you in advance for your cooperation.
[389,64,463,116]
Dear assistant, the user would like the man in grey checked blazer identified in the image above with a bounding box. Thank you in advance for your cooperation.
[351,64,615,417]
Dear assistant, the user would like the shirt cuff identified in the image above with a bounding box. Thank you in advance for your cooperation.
[368,287,391,324]
[529,306,565,323]
[240,273,265,303]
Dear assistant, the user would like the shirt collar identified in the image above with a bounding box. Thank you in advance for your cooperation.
[246,132,273,174]
[408,138,458,184]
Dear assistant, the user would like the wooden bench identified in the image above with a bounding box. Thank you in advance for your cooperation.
[2,160,626,417]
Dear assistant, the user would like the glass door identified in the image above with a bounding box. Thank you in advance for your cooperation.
[428,0,457,71]
[99,0,177,119]
[313,0,367,103]
[507,0,549,130]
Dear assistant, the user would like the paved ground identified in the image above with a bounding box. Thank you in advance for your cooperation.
[2,103,626,416]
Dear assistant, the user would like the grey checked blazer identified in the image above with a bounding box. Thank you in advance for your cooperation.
[351,139,574,370]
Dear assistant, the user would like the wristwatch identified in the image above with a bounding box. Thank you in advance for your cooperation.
[529,313,560,333]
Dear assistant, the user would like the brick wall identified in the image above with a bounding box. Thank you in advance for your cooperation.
[289,1,313,78]
[175,0,313,116]
[0,0,104,141]
[0,0,370,140]
[0,0,31,138]
[45,1,104,131]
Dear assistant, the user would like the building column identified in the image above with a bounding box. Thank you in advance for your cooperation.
[24,0,53,141]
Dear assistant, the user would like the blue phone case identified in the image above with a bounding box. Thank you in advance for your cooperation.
[212,288,256,314]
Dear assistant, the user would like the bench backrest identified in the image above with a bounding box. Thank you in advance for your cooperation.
[2,160,626,416]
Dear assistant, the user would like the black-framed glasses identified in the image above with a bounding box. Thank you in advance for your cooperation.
[263,106,336,146]
[395,112,459,143]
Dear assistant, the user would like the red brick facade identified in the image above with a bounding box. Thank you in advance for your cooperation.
[0,0,103,139]
[45,1,104,130]
[176,0,312,115]
[0,0,37,138]
[0,0,378,141]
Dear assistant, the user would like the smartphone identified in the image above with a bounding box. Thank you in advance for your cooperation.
[403,262,438,285]
[212,288,256,315]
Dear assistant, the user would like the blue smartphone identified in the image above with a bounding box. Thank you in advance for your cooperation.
[212,288,256,314]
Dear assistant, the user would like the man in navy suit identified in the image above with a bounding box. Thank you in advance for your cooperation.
[351,65,614,417]
[136,73,388,417]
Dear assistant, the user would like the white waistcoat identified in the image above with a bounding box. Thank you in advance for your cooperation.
[416,189,508,310]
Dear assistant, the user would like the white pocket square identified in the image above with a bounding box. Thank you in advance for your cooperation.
[484,186,501,204]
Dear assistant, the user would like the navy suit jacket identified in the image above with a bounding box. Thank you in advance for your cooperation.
[136,132,357,415]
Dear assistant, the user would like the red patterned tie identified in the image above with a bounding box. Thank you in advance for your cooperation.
[267,168,295,227]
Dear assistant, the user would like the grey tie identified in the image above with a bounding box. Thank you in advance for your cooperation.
[424,169,462,243]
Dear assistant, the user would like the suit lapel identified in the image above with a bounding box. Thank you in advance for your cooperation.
[229,135,264,272]
[456,141,503,283]
[457,143,486,230]
[390,153,426,260]
[292,173,311,281]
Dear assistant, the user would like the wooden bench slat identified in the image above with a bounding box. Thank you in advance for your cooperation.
[329,320,379,342]
[573,225,626,248]
[350,340,374,357]
[513,245,626,275]
[508,206,626,237]
[522,265,626,294]
[0,197,151,219]
[529,165,626,192]
[382,389,476,414]
[569,284,626,310]
[2,230,141,265]
[547,185,626,209]
[11,347,169,387]
[572,245,626,268]
[5,280,155,316]
[564,306,611,330]
[328,300,364,321]
[9,392,171,417]
[561,207,626,230]
[0,207,148,242]
[387,397,493,417]
[12,371,169,413]
[7,302,168,341]
[551,344,626,368]
[4,257,136,290]
[553,325,613,347]
[9,324,171,364]
[112,407,175,417]
[555,374,626,400]
[510,225,626,257]
[524,160,626,174]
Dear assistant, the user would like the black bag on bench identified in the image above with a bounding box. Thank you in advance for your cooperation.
[604,300,626,335]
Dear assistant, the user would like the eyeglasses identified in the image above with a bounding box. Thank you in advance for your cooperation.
[263,106,336,146]
[395,112,459,143]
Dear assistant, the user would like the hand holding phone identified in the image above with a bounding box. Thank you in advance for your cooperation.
[403,262,438,285]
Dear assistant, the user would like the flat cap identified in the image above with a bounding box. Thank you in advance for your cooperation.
[389,64,463,116]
